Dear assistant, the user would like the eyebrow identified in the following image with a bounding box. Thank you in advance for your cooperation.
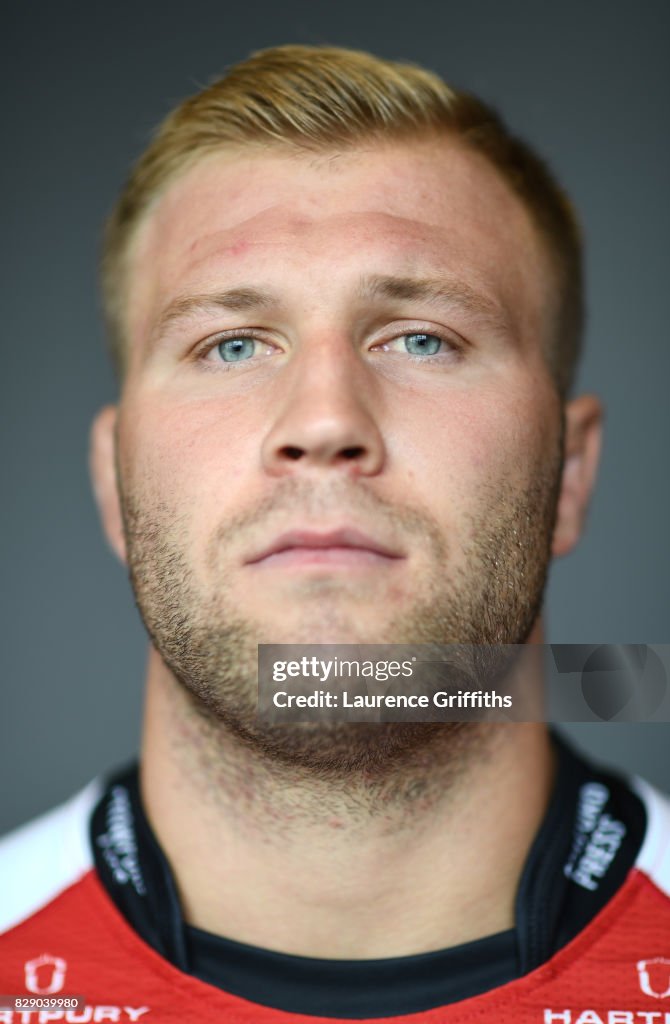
[358,275,511,332]
[153,287,277,339]
[151,273,511,344]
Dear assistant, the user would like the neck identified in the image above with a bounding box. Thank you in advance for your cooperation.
[140,631,554,959]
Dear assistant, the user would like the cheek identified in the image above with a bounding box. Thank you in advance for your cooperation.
[119,394,257,511]
[392,383,556,508]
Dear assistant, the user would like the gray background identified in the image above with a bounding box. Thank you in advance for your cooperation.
[2,0,669,834]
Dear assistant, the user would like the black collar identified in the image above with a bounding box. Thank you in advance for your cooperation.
[90,732,645,1018]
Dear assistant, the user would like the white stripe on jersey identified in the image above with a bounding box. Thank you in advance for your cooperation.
[632,775,670,898]
[0,778,101,933]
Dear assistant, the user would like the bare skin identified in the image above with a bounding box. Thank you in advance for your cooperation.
[141,662,554,957]
[90,137,602,958]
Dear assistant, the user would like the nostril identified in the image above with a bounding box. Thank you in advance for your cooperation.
[281,446,304,461]
[275,443,368,464]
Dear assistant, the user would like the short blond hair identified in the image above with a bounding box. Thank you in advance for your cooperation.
[102,44,583,396]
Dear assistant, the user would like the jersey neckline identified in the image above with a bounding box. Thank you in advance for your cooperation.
[89,731,645,1018]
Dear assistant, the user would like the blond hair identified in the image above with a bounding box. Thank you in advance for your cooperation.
[102,44,583,396]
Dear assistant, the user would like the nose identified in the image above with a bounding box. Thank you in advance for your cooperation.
[260,337,386,478]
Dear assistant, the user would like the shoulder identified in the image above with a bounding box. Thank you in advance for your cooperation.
[631,774,670,898]
[0,778,103,935]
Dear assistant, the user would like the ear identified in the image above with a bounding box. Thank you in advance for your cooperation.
[552,394,603,558]
[89,405,127,564]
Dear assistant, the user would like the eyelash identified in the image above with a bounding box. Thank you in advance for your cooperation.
[195,328,465,367]
[197,331,275,364]
[374,332,464,362]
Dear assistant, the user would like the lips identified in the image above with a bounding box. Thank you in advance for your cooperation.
[245,528,403,566]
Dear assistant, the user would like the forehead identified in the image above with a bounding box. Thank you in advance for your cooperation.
[126,137,553,352]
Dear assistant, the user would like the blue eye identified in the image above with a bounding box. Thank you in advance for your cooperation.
[404,333,441,355]
[217,337,257,362]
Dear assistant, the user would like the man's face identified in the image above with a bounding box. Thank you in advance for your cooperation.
[103,136,567,761]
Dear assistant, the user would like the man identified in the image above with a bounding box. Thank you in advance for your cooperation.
[1,44,668,1024]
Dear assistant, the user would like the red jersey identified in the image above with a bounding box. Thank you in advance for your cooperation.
[1,739,669,1023]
